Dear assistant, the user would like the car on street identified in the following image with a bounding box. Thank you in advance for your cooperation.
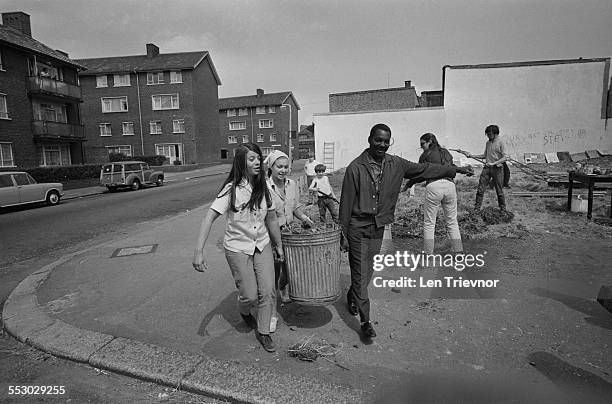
[0,171,63,208]
[100,161,164,192]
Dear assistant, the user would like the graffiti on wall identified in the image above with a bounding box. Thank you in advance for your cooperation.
[504,128,588,153]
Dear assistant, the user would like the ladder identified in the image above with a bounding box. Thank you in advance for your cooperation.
[323,142,335,171]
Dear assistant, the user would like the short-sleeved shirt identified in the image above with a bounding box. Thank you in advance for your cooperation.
[211,181,275,255]
[484,138,506,166]
[267,177,302,227]
[309,175,333,197]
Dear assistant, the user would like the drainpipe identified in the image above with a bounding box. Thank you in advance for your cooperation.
[134,69,145,155]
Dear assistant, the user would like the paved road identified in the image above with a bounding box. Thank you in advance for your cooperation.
[0,174,226,269]
[0,173,227,403]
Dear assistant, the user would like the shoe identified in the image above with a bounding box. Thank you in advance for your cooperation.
[347,300,358,316]
[256,332,276,352]
[270,316,278,333]
[361,322,377,338]
[280,286,291,303]
[240,313,257,330]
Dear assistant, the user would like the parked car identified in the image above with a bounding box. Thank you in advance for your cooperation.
[100,161,164,192]
[0,171,63,208]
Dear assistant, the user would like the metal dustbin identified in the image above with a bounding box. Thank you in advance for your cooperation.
[281,227,342,306]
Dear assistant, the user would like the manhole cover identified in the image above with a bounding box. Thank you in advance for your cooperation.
[111,244,158,258]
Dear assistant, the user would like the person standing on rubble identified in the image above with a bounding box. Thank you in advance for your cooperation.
[463,124,509,211]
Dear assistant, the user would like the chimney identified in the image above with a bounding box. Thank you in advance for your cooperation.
[2,12,32,37]
[146,43,159,58]
[256,89,264,97]
[404,80,412,88]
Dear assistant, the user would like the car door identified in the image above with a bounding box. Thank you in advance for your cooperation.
[142,163,153,183]
[13,173,42,203]
[0,174,20,206]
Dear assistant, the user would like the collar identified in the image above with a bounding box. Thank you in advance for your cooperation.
[356,149,387,166]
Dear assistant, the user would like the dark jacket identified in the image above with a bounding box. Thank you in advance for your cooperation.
[339,150,457,228]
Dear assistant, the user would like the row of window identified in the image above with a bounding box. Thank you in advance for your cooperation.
[229,119,273,130]
[226,106,275,117]
[96,71,183,88]
[0,142,71,167]
[228,134,277,144]
[101,93,179,113]
[106,143,180,159]
[99,119,185,136]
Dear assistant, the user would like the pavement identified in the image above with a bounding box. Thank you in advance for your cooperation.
[3,163,612,403]
[61,164,234,201]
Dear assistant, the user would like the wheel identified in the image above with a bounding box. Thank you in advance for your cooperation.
[130,179,141,191]
[46,191,60,206]
[155,176,164,186]
[106,186,117,193]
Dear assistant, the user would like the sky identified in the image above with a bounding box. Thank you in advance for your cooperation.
[2,0,611,125]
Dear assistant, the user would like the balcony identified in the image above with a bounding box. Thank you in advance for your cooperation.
[27,76,82,101]
[32,120,85,141]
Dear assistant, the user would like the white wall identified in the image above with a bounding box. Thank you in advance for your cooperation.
[443,60,611,159]
[314,59,611,170]
[313,107,445,170]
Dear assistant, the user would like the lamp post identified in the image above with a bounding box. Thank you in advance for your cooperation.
[281,103,292,166]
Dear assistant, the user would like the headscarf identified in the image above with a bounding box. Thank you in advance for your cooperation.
[264,150,289,169]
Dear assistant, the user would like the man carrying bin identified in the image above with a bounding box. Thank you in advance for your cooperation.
[339,123,474,340]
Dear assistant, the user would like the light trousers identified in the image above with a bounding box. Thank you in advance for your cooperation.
[224,244,275,334]
[423,179,463,254]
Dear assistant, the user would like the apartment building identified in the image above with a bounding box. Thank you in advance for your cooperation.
[76,43,221,165]
[219,89,299,159]
[297,124,314,159]
[0,12,85,168]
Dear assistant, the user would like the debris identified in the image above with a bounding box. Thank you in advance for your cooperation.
[391,287,401,293]
[287,336,340,362]
[157,392,169,401]
[289,326,298,331]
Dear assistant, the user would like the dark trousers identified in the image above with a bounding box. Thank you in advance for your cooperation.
[503,162,510,187]
[347,224,384,323]
[317,197,338,222]
[475,166,506,210]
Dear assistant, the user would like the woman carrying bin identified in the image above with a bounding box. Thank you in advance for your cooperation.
[192,143,283,353]
[264,150,315,332]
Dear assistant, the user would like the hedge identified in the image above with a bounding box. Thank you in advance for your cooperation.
[25,164,103,183]
[109,153,167,166]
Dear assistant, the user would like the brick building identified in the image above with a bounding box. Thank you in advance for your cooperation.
[297,124,314,159]
[75,43,221,165]
[218,89,299,159]
[329,81,420,113]
[418,90,444,107]
[0,12,85,168]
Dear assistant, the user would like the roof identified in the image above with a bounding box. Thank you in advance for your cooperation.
[75,51,221,84]
[0,24,85,69]
[219,92,300,110]
[445,57,610,70]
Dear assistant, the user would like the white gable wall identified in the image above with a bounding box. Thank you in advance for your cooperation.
[314,107,445,170]
[443,60,610,159]
[314,59,611,170]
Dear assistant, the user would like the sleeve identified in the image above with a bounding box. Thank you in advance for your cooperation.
[309,178,317,190]
[499,140,506,155]
[339,166,357,227]
[400,157,457,183]
[210,183,232,215]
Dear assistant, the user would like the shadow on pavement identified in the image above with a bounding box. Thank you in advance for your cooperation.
[530,287,612,330]
[527,351,612,403]
[197,291,253,335]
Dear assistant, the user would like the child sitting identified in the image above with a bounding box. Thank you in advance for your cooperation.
[308,164,338,223]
